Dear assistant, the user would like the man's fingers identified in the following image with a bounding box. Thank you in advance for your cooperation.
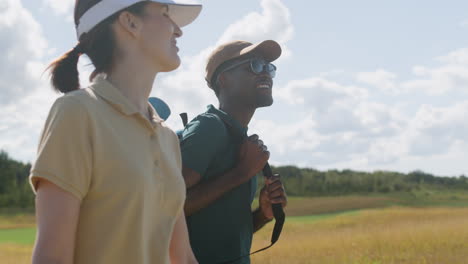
[269,197,287,207]
[268,188,285,198]
[266,180,283,191]
[265,175,280,182]
[262,171,287,207]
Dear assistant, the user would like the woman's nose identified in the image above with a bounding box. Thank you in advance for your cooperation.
[173,20,182,38]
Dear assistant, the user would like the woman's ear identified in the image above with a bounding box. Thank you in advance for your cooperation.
[116,11,142,38]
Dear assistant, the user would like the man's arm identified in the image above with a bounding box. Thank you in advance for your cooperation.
[252,207,272,232]
[183,166,247,216]
[183,135,269,216]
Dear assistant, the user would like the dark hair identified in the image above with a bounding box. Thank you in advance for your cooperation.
[47,1,148,93]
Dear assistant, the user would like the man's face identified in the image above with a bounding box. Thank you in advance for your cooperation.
[219,55,275,108]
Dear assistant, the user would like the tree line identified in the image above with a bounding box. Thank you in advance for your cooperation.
[0,151,34,208]
[268,165,468,196]
[1,150,467,209]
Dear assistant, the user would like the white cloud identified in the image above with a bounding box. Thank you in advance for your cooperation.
[253,54,468,173]
[0,0,48,104]
[407,102,468,156]
[402,64,468,95]
[437,48,468,65]
[248,74,408,168]
[42,0,74,16]
[0,86,59,163]
[217,0,294,60]
[250,117,320,156]
[352,49,468,96]
[356,69,398,94]
[155,50,217,130]
[395,48,468,95]
[0,0,61,161]
[0,56,93,163]
[277,77,368,111]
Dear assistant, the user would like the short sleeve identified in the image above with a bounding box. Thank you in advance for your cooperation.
[29,95,93,200]
[180,114,227,177]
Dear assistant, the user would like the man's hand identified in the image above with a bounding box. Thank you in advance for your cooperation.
[259,174,287,220]
[183,135,269,216]
[236,134,270,184]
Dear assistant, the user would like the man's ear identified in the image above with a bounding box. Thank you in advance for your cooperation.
[216,73,226,90]
[116,11,142,38]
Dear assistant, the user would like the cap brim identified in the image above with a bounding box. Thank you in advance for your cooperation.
[166,3,202,27]
[149,97,171,120]
[239,40,282,62]
[77,1,202,39]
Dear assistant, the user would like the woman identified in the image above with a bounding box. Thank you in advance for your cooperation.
[29,1,202,263]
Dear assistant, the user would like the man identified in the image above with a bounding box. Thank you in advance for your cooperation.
[180,40,287,264]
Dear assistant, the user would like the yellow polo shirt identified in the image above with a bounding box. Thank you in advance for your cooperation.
[30,75,185,264]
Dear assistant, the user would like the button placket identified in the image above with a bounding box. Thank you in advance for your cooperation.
[150,129,161,169]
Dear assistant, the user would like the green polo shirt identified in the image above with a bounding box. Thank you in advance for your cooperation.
[180,105,257,264]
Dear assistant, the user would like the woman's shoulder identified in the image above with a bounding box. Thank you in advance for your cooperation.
[52,87,99,110]
[159,122,181,143]
[60,87,98,104]
[46,88,101,124]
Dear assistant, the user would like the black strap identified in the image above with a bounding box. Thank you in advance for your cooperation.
[217,164,285,264]
[180,113,188,127]
[212,116,285,264]
[179,112,285,264]
[262,163,285,244]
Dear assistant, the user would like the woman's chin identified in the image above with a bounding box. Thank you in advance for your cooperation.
[160,57,181,72]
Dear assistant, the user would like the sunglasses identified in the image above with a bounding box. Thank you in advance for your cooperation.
[213,58,277,86]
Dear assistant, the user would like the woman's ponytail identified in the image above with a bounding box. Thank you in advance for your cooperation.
[47,43,84,93]
[46,1,148,93]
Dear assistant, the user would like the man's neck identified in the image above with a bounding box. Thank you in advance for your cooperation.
[219,103,255,128]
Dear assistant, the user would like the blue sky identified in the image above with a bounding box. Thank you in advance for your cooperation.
[2,0,468,176]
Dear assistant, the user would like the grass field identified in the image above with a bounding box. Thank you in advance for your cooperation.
[251,207,468,264]
[2,193,468,264]
[0,209,35,230]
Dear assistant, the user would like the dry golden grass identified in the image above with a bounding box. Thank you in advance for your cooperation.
[283,196,396,216]
[2,203,468,263]
[251,207,468,264]
[0,214,35,229]
[0,244,32,264]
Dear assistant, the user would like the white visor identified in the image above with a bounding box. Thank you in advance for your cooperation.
[76,0,202,39]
